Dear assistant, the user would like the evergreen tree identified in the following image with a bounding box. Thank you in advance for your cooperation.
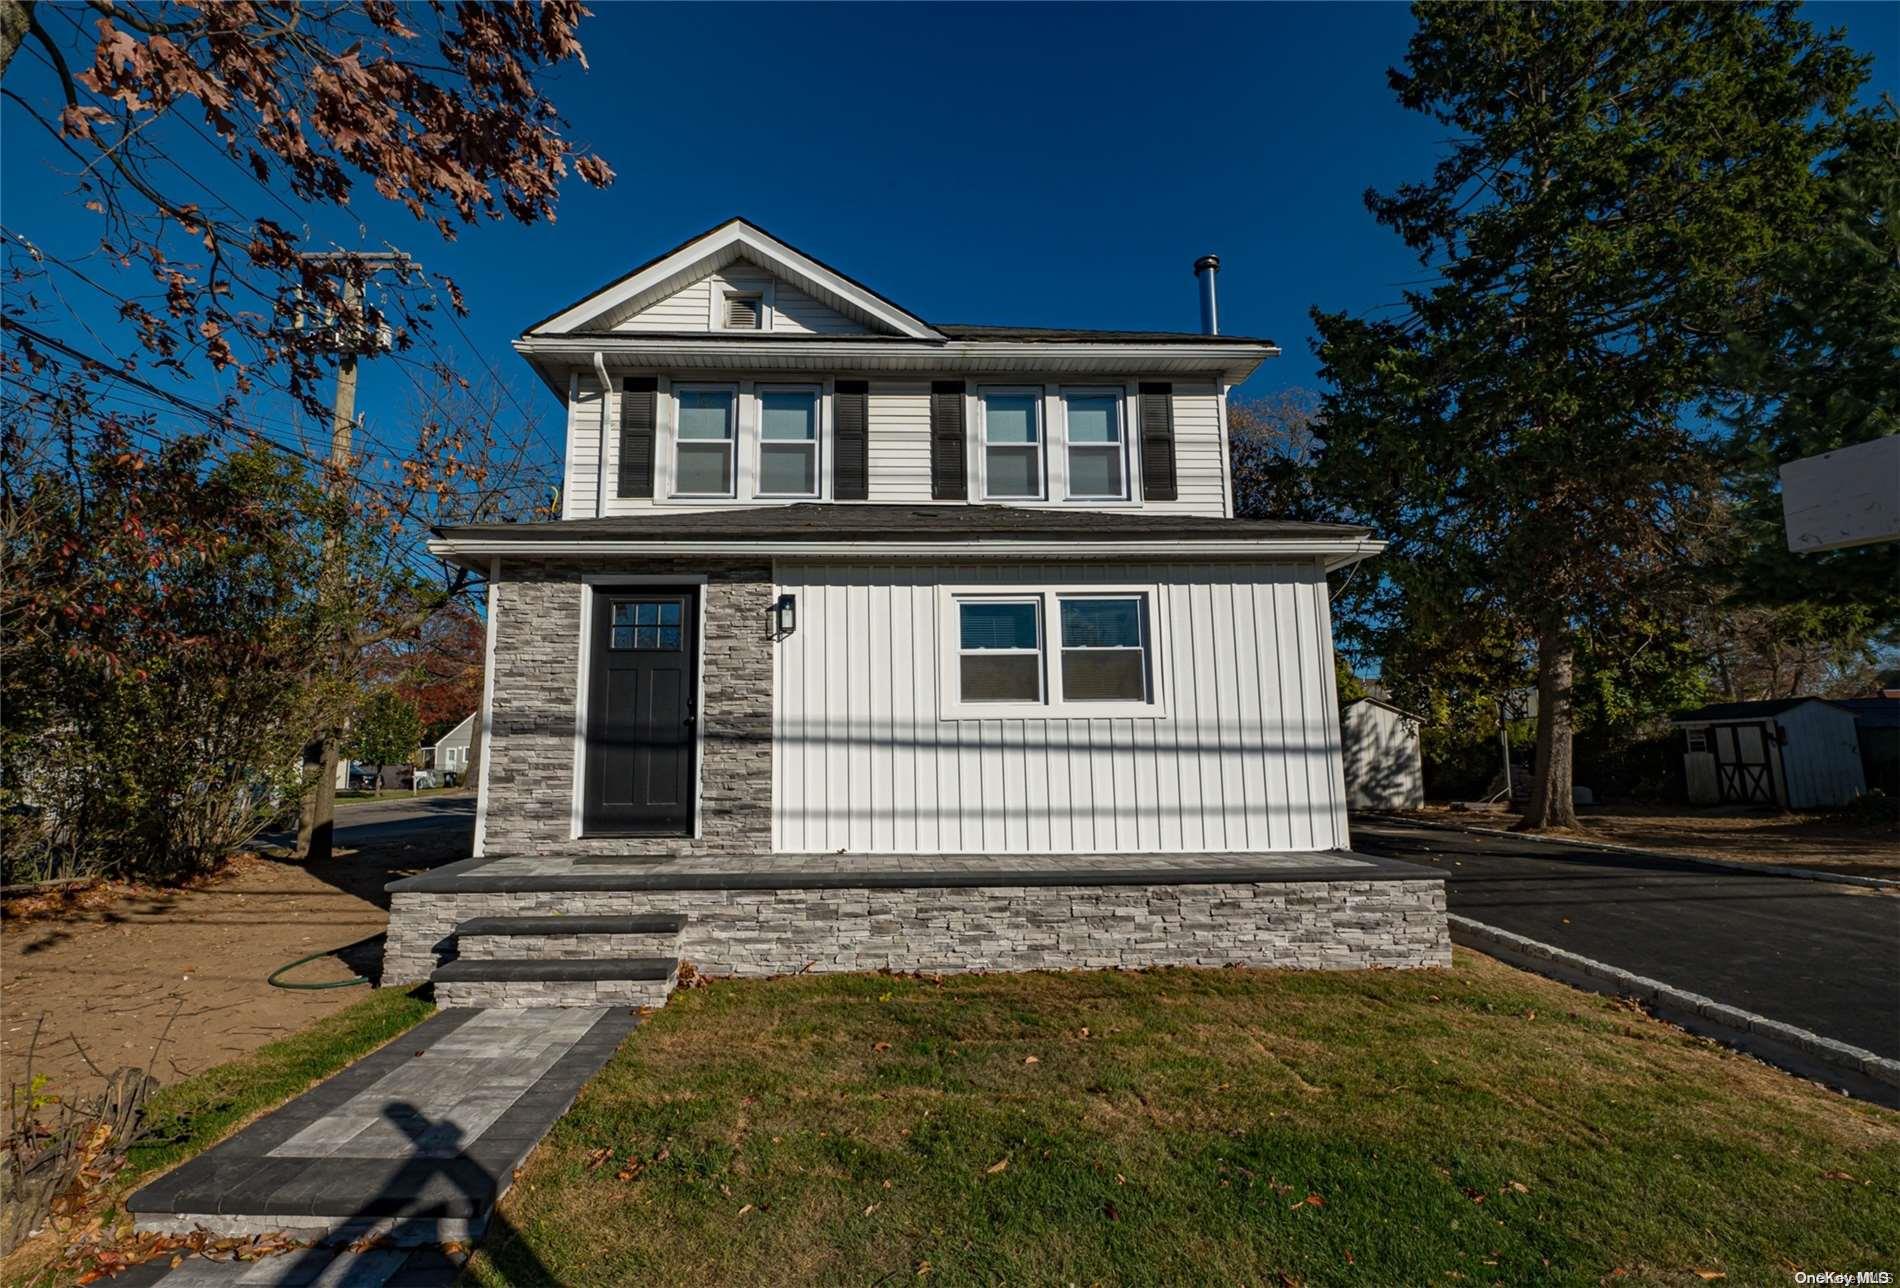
[1312,3,1868,828]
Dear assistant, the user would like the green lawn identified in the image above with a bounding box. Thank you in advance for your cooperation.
[471,953,1898,1287]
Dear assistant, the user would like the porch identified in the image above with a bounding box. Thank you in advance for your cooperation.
[383,850,1451,1005]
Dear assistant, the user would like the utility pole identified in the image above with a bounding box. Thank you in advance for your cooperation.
[295,251,410,863]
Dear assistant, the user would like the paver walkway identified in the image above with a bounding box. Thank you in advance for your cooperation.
[119,1005,638,1284]
[1351,818,1900,1059]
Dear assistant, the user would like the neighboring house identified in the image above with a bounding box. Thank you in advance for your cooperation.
[386,219,1450,1006]
[428,714,476,777]
[1340,697,1425,811]
[1673,698,1867,809]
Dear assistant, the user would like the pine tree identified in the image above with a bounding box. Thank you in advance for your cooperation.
[1312,3,1868,828]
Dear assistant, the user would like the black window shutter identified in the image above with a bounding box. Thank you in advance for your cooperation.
[1137,382,1178,502]
[930,380,967,500]
[833,380,870,500]
[617,376,658,498]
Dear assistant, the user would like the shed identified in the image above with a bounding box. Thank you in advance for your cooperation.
[1341,696,1425,811]
[1835,696,1900,796]
[1672,698,1866,809]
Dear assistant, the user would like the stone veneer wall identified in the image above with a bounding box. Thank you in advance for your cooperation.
[481,558,773,857]
[383,879,1450,985]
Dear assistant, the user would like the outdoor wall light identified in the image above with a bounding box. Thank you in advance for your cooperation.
[770,592,797,641]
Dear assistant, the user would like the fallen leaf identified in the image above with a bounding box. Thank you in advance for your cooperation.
[1104,1199,1120,1221]
[1820,1169,1856,1182]
[584,1147,611,1170]
[1692,1274,1725,1282]
[737,1204,754,1217]
[1078,1027,1091,1039]
[916,1261,932,1277]
[864,1203,880,1216]
[1023,1055,1040,1065]
[986,1158,1009,1175]
[873,1042,892,1052]
[1304,1193,1325,1207]
[1507,1180,1530,1194]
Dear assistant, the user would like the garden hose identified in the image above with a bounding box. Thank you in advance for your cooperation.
[267,948,371,990]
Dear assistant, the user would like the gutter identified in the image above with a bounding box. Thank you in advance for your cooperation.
[427,535,1388,572]
[591,350,612,519]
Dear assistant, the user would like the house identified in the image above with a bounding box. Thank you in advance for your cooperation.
[427,713,476,778]
[1340,696,1425,811]
[1673,698,1867,809]
[385,219,1450,1006]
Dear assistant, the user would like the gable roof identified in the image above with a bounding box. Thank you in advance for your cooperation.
[525,218,943,340]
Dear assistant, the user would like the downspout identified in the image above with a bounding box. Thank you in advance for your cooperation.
[592,350,612,519]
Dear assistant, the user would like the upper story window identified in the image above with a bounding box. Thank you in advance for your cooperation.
[980,388,1044,500]
[673,386,736,497]
[1062,390,1128,501]
[757,386,820,498]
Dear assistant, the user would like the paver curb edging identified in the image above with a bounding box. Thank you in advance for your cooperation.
[1358,811,1899,891]
[1448,913,1900,1094]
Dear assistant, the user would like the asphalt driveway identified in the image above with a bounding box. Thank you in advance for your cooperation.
[1351,817,1900,1061]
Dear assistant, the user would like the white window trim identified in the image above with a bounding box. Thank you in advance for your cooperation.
[667,382,739,499]
[976,385,1047,501]
[936,584,1168,721]
[1059,386,1132,502]
[753,383,823,499]
[709,278,776,332]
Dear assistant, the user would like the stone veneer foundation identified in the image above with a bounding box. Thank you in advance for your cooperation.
[481,558,773,857]
[384,870,1450,986]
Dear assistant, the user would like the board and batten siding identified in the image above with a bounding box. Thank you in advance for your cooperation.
[771,560,1349,854]
[561,377,1230,518]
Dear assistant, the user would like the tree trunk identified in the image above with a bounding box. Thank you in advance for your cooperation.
[296,733,339,862]
[1519,618,1580,831]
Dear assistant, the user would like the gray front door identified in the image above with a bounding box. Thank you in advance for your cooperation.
[584,589,698,835]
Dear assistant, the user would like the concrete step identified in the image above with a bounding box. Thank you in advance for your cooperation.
[455,913,686,961]
[431,956,678,1009]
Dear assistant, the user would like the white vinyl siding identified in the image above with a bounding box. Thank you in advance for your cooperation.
[613,265,873,335]
[772,560,1348,854]
[564,378,1230,517]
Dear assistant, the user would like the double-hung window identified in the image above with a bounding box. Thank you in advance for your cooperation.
[1057,596,1148,700]
[945,589,1160,716]
[757,386,820,498]
[674,387,736,497]
[980,389,1044,499]
[1063,390,1128,500]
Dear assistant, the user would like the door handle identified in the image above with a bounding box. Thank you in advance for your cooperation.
[684,699,697,728]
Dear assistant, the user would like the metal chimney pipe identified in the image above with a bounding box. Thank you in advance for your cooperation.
[1193,254,1220,335]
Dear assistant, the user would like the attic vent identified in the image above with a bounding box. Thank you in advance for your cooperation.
[724,293,762,330]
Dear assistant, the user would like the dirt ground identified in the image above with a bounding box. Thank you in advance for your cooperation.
[0,809,469,1110]
[1405,802,1900,878]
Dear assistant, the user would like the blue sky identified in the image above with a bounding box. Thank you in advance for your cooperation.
[4,1,1895,460]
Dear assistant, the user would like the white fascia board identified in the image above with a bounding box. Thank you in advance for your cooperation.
[514,336,1276,383]
[529,223,942,340]
[429,535,1386,570]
